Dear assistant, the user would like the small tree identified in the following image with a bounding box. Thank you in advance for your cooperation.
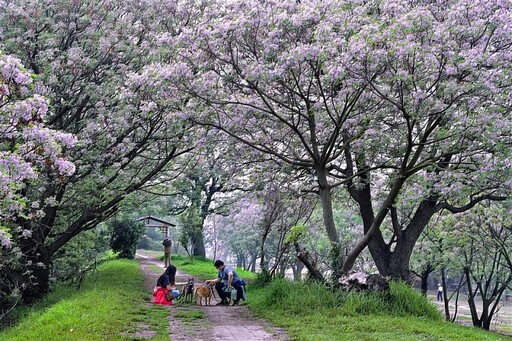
[458,204,512,330]
[109,218,145,259]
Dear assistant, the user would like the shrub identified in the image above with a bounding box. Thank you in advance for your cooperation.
[108,218,145,259]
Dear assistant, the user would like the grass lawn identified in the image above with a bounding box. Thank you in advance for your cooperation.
[247,279,510,341]
[0,259,169,341]
[144,253,510,340]
[151,253,509,340]
[165,254,257,282]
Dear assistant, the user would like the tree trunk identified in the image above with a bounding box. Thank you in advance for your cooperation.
[249,252,257,272]
[316,168,344,278]
[191,232,206,257]
[366,199,438,281]
[15,244,53,303]
[419,263,434,296]
[294,241,324,282]
[465,267,482,328]
[441,268,450,321]
[260,223,271,272]
[292,260,304,281]
[316,168,339,245]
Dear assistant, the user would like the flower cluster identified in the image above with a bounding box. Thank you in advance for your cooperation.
[0,52,76,241]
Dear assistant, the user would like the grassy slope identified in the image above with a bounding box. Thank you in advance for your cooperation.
[0,259,169,341]
[169,255,508,341]
[248,279,508,341]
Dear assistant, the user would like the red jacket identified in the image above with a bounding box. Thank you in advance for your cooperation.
[152,286,173,305]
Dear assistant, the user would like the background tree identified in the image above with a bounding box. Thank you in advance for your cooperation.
[411,213,467,321]
[457,203,512,330]
[108,217,145,259]
[151,130,257,257]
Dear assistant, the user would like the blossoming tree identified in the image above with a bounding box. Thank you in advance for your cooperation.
[0,0,200,301]
[0,52,75,311]
[162,0,512,280]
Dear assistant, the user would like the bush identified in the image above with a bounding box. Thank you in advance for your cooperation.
[254,270,273,288]
[108,218,145,259]
[51,227,110,285]
[383,281,441,319]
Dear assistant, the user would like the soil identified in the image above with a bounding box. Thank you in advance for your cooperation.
[137,254,290,341]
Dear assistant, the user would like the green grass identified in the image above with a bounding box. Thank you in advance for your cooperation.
[170,254,257,282]
[174,310,205,319]
[247,278,509,341]
[3,253,508,340]
[0,259,169,341]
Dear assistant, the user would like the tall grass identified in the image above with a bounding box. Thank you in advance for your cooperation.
[250,278,439,319]
[339,281,441,319]
[0,259,169,340]
[248,279,507,340]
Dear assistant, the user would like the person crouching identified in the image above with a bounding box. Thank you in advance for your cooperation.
[206,260,244,306]
[153,264,178,305]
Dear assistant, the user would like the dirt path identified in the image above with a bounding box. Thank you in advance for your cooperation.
[138,254,290,341]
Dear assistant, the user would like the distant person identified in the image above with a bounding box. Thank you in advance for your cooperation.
[163,238,172,267]
[437,283,443,301]
[206,260,244,306]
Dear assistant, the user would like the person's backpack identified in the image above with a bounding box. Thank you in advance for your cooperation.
[165,290,174,301]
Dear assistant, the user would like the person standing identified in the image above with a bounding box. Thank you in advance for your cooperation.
[206,260,244,305]
[437,283,443,302]
[163,238,172,267]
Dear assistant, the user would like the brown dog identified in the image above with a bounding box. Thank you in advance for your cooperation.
[194,285,213,306]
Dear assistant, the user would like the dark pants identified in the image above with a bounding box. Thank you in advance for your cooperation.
[215,281,244,302]
[437,290,443,301]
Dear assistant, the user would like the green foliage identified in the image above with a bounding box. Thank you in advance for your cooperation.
[285,223,307,244]
[108,218,145,259]
[338,281,441,319]
[178,205,203,253]
[137,235,162,251]
[328,242,344,284]
[250,279,440,319]
[0,259,169,340]
[51,226,110,284]
[254,269,273,287]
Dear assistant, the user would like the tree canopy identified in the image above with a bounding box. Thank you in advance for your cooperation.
[0,0,511,315]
